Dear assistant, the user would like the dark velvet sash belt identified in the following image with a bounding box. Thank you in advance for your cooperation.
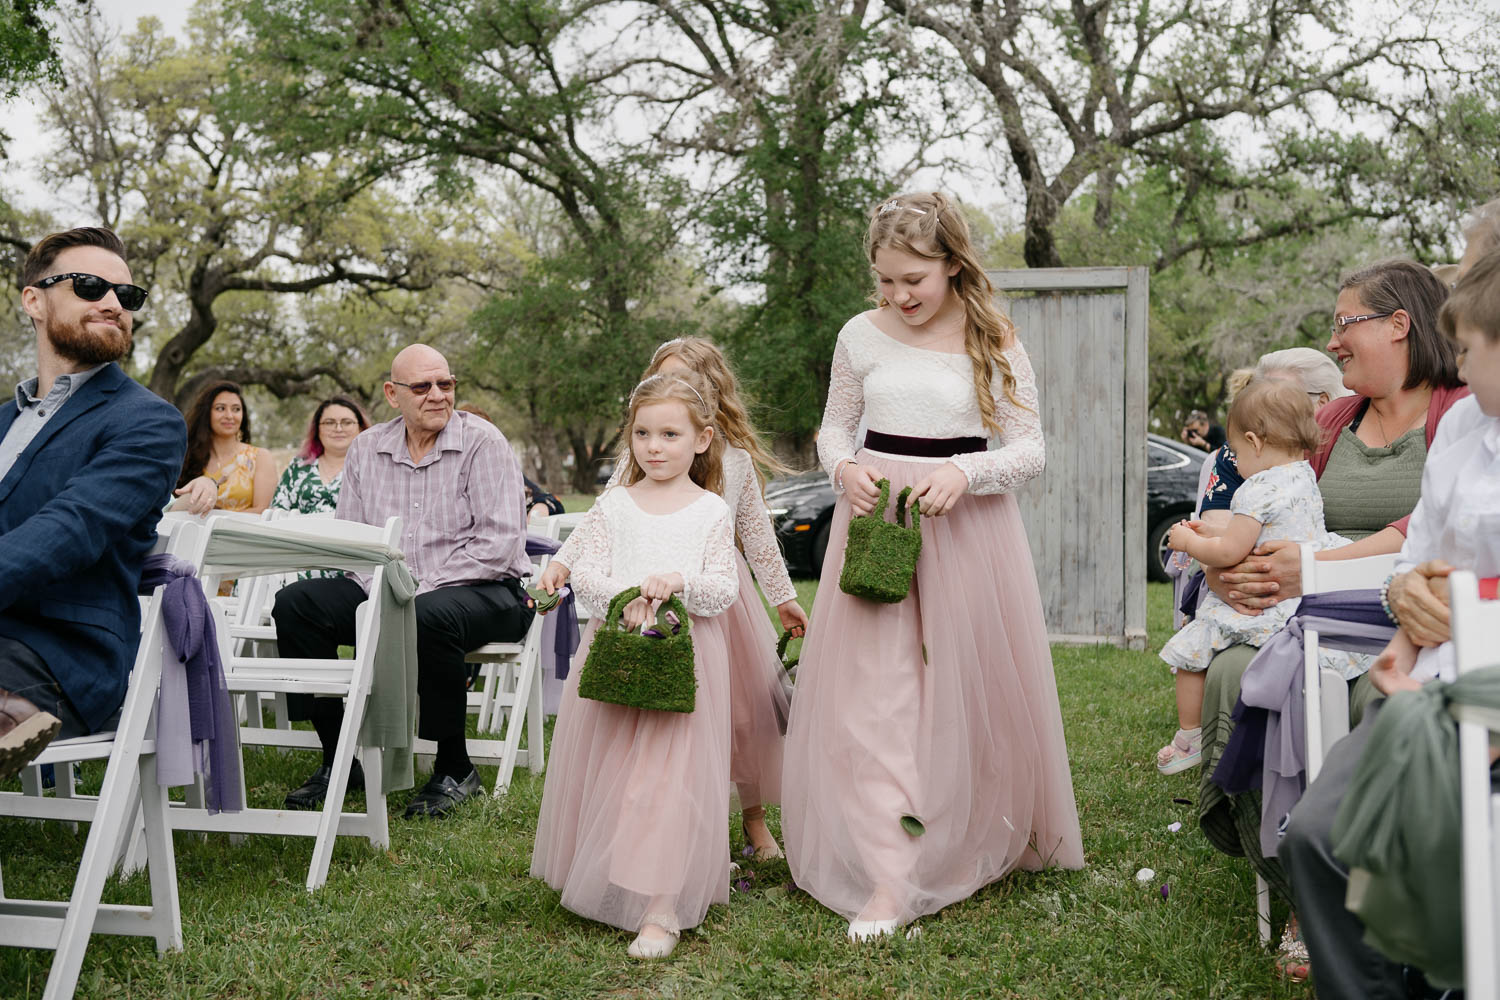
[863,430,987,459]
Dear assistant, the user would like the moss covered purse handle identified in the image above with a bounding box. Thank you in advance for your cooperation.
[603,585,692,638]
[776,628,800,673]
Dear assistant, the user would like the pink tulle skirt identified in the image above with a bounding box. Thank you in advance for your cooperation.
[782,451,1084,925]
[531,613,732,934]
[725,553,791,809]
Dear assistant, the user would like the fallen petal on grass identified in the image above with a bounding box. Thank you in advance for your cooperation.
[1135,868,1155,882]
[1167,822,1182,833]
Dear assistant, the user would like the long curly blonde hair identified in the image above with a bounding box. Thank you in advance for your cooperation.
[865,192,1023,433]
[643,336,789,489]
[618,370,725,496]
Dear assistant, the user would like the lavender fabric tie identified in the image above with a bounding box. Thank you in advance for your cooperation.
[1210,589,1393,856]
[526,532,580,679]
[139,553,243,813]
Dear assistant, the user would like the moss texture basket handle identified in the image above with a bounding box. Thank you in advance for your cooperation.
[776,629,801,672]
[866,476,891,519]
[604,585,691,637]
[896,486,920,530]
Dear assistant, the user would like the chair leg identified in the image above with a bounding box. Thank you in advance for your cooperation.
[526,658,545,775]
[495,658,538,796]
[360,745,389,851]
[306,692,368,891]
[135,753,182,954]
[42,738,151,999]
[1255,874,1272,945]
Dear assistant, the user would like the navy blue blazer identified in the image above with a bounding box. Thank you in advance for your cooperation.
[0,363,186,731]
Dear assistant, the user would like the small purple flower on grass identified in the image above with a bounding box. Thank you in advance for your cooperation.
[735,880,751,893]
[741,845,755,858]
[1160,883,1170,901]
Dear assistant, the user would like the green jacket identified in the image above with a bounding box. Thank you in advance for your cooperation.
[1330,665,1500,989]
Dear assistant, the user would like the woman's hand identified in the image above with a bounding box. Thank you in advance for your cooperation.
[621,596,654,631]
[640,572,684,602]
[842,462,882,516]
[171,475,218,516]
[776,599,809,637]
[908,462,969,517]
[538,560,571,596]
[1210,538,1302,614]
[1388,560,1453,647]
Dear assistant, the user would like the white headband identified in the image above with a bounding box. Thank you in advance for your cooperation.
[632,374,707,411]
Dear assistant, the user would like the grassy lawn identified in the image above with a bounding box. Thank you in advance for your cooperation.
[0,582,1310,999]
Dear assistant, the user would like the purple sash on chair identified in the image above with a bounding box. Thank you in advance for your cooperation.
[139,554,243,814]
[1211,589,1394,856]
[526,533,580,679]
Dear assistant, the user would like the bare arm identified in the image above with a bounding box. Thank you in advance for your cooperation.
[247,447,277,514]
[1169,514,1262,568]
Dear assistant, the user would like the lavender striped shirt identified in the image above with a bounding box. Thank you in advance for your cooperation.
[337,411,530,593]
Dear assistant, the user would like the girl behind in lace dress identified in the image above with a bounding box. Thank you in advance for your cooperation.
[531,371,740,960]
[540,337,809,860]
[782,192,1083,942]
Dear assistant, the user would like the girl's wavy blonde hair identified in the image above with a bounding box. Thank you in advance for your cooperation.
[643,336,788,489]
[866,192,1023,433]
[619,370,725,496]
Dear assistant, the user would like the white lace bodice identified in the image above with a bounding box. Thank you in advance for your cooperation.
[553,446,797,607]
[567,486,739,620]
[816,312,1045,495]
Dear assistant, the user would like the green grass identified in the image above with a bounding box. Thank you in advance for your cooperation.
[0,584,1309,999]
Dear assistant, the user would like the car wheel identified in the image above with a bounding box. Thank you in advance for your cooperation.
[811,521,831,577]
[1146,515,1180,583]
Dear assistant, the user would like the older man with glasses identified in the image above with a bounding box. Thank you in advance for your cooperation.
[271,344,534,818]
[0,227,186,778]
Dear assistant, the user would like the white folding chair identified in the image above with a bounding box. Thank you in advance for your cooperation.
[1450,571,1500,999]
[0,520,209,999]
[1245,547,1400,945]
[165,514,403,891]
[1299,546,1399,782]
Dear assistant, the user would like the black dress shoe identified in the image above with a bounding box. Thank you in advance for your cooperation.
[284,760,365,811]
[402,768,482,818]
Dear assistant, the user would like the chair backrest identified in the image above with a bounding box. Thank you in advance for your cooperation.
[1299,546,1400,596]
[1449,571,1500,999]
[1454,572,1500,677]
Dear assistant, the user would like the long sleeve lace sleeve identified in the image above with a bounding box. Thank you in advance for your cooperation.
[680,507,739,617]
[950,341,1046,496]
[733,456,798,607]
[817,335,863,485]
[550,463,623,570]
[568,497,635,620]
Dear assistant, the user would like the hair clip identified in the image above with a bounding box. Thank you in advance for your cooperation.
[631,374,708,410]
[878,200,925,216]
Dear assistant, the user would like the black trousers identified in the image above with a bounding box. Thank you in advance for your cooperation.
[0,636,90,739]
[271,576,533,749]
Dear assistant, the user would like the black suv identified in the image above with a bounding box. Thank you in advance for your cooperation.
[765,434,1209,581]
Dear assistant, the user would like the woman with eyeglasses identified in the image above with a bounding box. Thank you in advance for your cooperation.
[272,396,370,516]
[1191,258,1468,983]
[172,380,276,516]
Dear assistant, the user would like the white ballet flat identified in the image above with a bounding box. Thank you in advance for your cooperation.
[627,928,679,959]
[847,918,900,942]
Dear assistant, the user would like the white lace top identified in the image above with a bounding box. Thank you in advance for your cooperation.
[817,312,1045,495]
[554,445,798,607]
[567,486,739,621]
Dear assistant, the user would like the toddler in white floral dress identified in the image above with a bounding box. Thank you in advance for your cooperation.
[1157,378,1358,774]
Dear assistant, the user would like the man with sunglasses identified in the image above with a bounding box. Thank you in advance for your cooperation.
[272,344,534,818]
[0,227,186,779]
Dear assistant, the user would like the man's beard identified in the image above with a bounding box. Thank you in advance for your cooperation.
[46,312,132,366]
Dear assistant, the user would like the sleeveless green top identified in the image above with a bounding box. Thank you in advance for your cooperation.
[1318,425,1426,540]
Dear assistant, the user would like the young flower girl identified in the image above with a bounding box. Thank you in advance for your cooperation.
[530,371,739,960]
[540,336,807,859]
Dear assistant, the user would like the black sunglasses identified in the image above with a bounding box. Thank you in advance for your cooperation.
[391,378,458,395]
[33,272,149,311]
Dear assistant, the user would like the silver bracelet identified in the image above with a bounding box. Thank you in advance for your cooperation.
[835,459,857,494]
[1378,572,1400,626]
